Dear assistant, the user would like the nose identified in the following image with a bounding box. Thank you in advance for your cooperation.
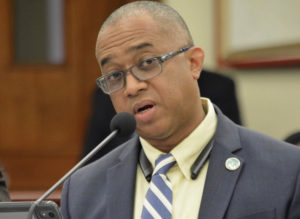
[124,73,147,97]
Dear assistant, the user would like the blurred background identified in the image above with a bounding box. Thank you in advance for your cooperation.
[0,0,299,199]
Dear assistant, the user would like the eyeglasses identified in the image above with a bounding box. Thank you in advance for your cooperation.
[96,46,193,94]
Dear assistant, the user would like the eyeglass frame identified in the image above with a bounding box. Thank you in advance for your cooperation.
[96,45,193,95]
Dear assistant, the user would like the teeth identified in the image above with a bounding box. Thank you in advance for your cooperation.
[138,108,150,114]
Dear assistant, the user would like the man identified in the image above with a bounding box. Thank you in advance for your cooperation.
[81,69,242,165]
[61,2,300,219]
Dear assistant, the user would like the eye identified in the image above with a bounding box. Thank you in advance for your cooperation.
[137,58,157,71]
[107,71,123,82]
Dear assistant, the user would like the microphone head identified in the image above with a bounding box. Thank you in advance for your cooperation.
[110,112,136,137]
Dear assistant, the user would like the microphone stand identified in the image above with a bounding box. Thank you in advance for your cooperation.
[27,130,118,219]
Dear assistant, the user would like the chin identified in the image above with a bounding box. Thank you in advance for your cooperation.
[138,127,170,141]
[137,119,172,138]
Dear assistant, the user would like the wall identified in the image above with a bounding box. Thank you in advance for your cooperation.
[164,0,300,140]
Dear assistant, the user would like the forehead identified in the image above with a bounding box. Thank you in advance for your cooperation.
[96,15,172,66]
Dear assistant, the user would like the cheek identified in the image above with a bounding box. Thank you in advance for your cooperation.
[163,67,193,96]
[110,95,125,113]
[156,77,185,111]
[163,73,197,111]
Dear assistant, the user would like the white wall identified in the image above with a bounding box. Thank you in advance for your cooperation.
[164,0,300,140]
[164,0,216,69]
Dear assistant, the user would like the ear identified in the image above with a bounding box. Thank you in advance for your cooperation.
[187,46,205,80]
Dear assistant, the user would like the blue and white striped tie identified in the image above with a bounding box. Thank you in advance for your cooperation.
[141,153,176,219]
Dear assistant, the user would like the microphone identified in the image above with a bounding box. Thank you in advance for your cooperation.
[27,112,136,219]
[110,112,136,137]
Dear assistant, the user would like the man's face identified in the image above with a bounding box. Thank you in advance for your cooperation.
[96,15,204,148]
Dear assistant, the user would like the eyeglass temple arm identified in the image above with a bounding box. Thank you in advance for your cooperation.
[160,46,193,62]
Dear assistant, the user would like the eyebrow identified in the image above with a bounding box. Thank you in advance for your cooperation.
[126,42,153,53]
[100,56,111,68]
[100,42,154,68]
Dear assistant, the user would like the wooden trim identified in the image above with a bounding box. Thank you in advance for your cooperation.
[10,190,61,205]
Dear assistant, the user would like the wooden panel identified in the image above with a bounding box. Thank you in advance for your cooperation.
[0,0,138,192]
[0,0,159,193]
[2,156,74,190]
[0,1,81,191]
[11,190,61,205]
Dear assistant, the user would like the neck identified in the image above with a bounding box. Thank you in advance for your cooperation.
[145,103,206,153]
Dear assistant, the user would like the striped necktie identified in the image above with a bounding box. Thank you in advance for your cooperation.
[141,153,176,219]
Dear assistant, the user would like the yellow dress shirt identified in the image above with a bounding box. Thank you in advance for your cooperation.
[134,98,217,219]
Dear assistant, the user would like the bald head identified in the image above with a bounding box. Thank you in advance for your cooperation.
[96,1,194,56]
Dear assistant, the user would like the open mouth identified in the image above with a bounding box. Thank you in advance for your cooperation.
[137,104,153,114]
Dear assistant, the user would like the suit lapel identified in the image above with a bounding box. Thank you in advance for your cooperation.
[198,106,244,219]
[105,137,140,219]
[198,142,243,219]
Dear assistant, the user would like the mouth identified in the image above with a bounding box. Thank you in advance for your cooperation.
[134,101,155,115]
[135,104,154,114]
[133,100,156,123]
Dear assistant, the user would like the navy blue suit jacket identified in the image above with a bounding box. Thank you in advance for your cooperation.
[61,107,300,219]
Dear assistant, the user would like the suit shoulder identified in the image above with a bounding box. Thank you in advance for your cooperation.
[72,137,138,180]
[238,126,300,164]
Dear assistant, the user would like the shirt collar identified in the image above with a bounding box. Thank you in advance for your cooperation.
[140,98,217,179]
